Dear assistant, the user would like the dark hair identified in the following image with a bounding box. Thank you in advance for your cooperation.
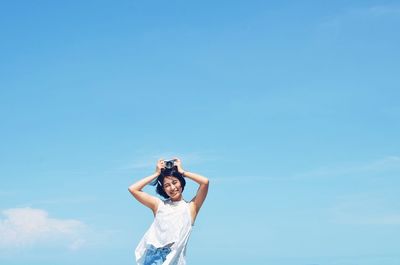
[156,167,186,199]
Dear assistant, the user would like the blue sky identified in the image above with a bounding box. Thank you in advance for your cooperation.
[1,1,400,264]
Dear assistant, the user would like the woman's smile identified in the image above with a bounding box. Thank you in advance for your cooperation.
[169,190,180,197]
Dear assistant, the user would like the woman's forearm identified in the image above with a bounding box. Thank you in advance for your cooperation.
[182,171,209,186]
[128,172,159,192]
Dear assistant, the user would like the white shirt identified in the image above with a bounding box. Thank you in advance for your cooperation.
[135,198,193,265]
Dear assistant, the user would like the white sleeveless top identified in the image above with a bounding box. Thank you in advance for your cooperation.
[135,198,193,265]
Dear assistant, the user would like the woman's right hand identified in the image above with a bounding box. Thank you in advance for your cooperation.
[155,158,165,174]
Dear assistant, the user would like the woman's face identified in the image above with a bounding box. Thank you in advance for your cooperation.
[163,176,182,200]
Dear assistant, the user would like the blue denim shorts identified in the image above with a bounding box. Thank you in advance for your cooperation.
[143,244,172,265]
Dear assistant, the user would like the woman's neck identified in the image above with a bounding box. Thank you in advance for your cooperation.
[170,195,183,202]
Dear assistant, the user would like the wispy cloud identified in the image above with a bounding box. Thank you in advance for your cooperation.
[361,5,400,17]
[0,208,87,250]
[320,4,400,29]
[330,194,400,225]
[212,175,279,183]
[214,156,400,183]
[27,196,97,206]
[119,151,221,171]
[293,156,400,180]
[382,106,400,117]
[0,191,14,196]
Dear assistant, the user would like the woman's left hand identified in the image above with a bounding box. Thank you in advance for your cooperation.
[173,157,185,174]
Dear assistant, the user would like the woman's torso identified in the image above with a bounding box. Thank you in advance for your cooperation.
[135,198,193,265]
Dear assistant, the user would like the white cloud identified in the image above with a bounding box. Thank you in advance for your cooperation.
[0,207,87,250]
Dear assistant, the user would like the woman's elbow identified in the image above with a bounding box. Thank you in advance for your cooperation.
[203,178,210,186]
[128,186,139,194]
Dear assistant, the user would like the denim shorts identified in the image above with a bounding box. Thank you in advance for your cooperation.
[143,244,172,265]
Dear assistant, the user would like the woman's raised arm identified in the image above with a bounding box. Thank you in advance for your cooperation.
[128,159,165,215]
[173,157,209,221]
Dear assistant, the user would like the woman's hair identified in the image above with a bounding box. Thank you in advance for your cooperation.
[156,167,186,199]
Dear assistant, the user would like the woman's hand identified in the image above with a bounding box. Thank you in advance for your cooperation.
[173,157,185,174]
[156,158,165,174]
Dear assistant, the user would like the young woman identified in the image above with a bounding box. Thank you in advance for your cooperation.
[129,157,209,265]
